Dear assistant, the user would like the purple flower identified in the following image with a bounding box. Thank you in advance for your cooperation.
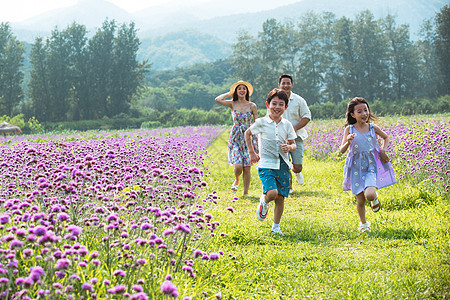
[113,269,126,277]
[70,274,80,280]
[163,229,174,236]
[58,213,70,222]
[106,214,118,223]
[140,223,151,230]
[174,224,191,234]
[33,225,47,236]
[226,207,234,213]
[160,280,178,298]
[30,266,45,282]
[210,252,220,260]
[81,283,94,292]
[0,215,10,224]
[10,240,23,249]
[130,292,148,300]
[67,225,82,236]
[108,284,126,294]
[56,258,71,270]
[132,285,143,292]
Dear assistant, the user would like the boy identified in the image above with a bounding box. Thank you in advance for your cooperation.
[244,88,297,234]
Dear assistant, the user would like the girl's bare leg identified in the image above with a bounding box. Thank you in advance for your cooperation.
[356,192,367,224]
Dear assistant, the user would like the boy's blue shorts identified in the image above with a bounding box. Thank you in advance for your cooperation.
[258,159,291,198]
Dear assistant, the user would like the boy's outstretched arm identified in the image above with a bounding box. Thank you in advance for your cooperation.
[245,128,260,164]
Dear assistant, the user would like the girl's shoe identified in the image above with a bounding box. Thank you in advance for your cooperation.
[230,183,238,193]
[371,198,381,212]
[359,222,371,232]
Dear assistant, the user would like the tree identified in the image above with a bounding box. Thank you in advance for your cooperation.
[109,22,149,117]
[231,30,259,87]
[256,19,285,97]
[383,15,420,100]
[416,19,441,98]
[435,5,450,95]
[0,23,25,116]
[29,37,50,121]
[332,16,356,100]
[351,10,390,101]
[295,12,332,104]
[64,23,88,121]
[86,20,116,119]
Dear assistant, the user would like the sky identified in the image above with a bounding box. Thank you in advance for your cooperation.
[0,0,301,23]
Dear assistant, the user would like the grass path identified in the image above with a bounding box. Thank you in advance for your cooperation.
[200,129,449,299]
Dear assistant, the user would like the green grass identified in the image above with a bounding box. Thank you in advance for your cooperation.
[197,129,450,299]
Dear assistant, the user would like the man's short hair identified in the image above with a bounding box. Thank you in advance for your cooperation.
[278,74,293,84]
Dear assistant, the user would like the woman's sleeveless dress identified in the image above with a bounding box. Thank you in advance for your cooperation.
[343,123,396,195]
[228,106,257,166]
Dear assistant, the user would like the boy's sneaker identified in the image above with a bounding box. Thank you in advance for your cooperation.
[256,194,270,221]
[295,172,304,185]
[359,222,371,232]
[271,226,283,235]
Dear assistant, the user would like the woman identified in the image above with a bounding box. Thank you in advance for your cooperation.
[215,81,258,196]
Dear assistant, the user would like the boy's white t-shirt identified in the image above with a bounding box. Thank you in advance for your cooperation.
[249,115,296,170]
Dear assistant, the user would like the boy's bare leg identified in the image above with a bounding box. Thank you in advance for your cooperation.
[273,194,285,224]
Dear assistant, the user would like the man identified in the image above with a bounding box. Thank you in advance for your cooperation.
[278,74,311,189]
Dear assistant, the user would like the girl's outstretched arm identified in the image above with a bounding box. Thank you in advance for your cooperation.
[374,124,391,163]
[339,126,355,154]
[215,92,233,108]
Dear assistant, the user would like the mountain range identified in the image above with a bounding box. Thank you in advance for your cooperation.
[9,0,448,70]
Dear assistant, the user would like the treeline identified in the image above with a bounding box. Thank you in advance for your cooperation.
[0,20,148,123]
[0,7,449,131]
[143,8,450,113]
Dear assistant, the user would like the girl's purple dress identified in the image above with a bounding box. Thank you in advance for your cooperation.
[228,108,257,166]
[343,123,396,195]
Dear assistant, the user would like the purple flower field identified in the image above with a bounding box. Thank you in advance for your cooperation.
[305,116,450,191]
[0,126,225,299]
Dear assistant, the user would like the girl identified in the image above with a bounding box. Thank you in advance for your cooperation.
[340,97,396,232]
[215,81,258,196]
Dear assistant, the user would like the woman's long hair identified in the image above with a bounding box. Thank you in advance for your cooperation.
[232,84,250,101]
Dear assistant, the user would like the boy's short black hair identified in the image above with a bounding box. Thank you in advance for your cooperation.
[266,88,289,106]
[278,74,293,84]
